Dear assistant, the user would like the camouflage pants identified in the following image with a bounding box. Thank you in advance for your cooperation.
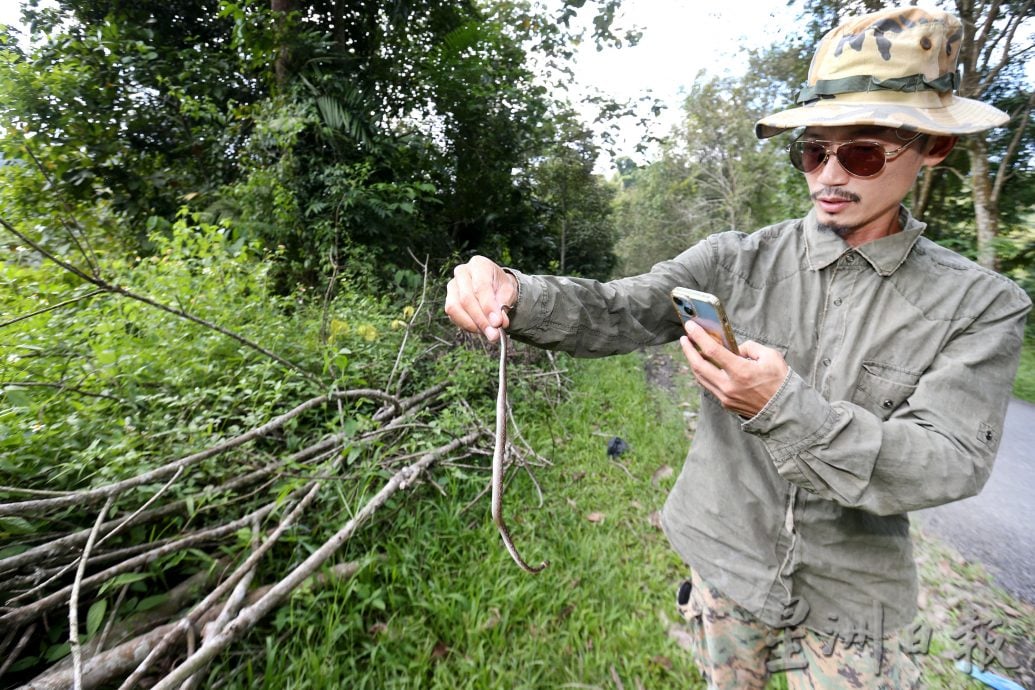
[675,571,921,689]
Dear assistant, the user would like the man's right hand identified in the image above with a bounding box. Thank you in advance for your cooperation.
[444,255,518,342]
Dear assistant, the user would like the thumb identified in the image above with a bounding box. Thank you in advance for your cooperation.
[736,340,769,361]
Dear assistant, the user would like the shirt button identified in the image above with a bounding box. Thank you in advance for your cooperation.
[845,254,856,264]
[882,399,894,409]
[822,357,831,366]
[833,298,843,306]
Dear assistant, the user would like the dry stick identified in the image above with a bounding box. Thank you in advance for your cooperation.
[16,468,186,604]
[0,387,399,516]
[373,381,447,423]
[0,626,16,665]
[0,502,278,629]
[95,583,131,655]
[146,430,481,690]
[31,561,230,684]
[21,143,102,274]
[506,398,553,467]
[386,252,429,394]
[0,438,341,576]
[23,562,361,690]
[318,245,341,347]
[0,622,36,680]
[0,289,106,329]
[0,215,315,382]
[7,441,350,608]
[179,520,260,690]
[0,380,124,402]
[2,504,180,579]
[118,479,327,689]
[0,485,74,496]
[94,467,184,553]
[71,497,114,690]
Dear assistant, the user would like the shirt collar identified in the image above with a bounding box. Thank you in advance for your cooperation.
[803,207,927,277]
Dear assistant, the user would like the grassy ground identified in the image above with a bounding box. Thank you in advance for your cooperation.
[221,342,1035,688]
[1012,335,1035,402]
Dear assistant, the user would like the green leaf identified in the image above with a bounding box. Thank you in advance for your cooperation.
[0,516,36,536]
[86,599,108,637]
[44,642,70,662]
[99,571,151,595]
[135,593,169,612]
[0,544,30,559]
[3,388,30,408]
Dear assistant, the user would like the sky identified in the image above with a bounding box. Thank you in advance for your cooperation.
[561,0,800,172]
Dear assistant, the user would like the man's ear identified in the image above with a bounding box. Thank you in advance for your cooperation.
[923,135,958,165]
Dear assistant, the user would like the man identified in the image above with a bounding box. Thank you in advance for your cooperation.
[444,7,1031,689]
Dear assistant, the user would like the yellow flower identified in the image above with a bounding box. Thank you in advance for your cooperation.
[329,320,350,341]
[402,305,416,319]
[356,324,379,342]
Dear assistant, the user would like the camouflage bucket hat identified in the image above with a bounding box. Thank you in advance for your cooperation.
[755,7,1009,139]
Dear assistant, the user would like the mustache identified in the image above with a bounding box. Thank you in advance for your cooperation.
[811,187,861,203]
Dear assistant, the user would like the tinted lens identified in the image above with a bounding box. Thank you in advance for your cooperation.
[789,141,827,173]
[836,142,886,177]
[789,141,888,177]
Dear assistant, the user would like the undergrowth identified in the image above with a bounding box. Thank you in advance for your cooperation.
[214,348,703,689]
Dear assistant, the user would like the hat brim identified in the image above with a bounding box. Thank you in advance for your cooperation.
[755,92,1009,139]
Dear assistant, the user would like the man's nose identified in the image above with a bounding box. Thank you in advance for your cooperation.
[813,149,851,185]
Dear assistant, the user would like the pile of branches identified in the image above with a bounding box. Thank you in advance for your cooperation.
[0,212,561,688]
[0,364,554,689]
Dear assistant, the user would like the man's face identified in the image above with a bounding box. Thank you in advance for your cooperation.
[797,125,942,245]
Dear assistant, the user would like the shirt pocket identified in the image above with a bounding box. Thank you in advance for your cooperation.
[851,361,921,420]
[730,327,789,356]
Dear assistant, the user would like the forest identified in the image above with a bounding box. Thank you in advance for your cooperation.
[1,0,1033,688]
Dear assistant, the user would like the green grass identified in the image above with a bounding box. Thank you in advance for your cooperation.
[1012,335,1035,402]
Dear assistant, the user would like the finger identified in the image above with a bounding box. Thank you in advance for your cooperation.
[679,334,705,369]
[449,263,499,340]
[468,256,509,331]
[444,272,482,335]
[736,340,766,361]
[679,335,722,391]
[684,320,739,370]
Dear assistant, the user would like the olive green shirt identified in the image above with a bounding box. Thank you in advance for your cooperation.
[506,207,1030,634]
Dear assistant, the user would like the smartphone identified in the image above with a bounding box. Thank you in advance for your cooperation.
[670,287,740,356]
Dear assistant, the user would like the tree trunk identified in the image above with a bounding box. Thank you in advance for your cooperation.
[560,172,568,274]
[911,166,936,222]
[967,137,999,270]
[271,0,296,90]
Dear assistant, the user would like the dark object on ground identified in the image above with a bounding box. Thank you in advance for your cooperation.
[607,436,629,458]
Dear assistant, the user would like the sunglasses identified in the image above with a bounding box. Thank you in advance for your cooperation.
[788,133,925,178]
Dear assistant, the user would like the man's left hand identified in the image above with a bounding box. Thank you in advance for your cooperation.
[680,321,789,419]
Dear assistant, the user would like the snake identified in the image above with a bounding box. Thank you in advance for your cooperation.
[492,331,549,574]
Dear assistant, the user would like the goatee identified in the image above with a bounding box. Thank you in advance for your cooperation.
[818,222,857,239]
[812,187,861,239]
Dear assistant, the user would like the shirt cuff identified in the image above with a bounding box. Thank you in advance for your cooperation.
[502,268,544,334]
[741,369,839,491]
